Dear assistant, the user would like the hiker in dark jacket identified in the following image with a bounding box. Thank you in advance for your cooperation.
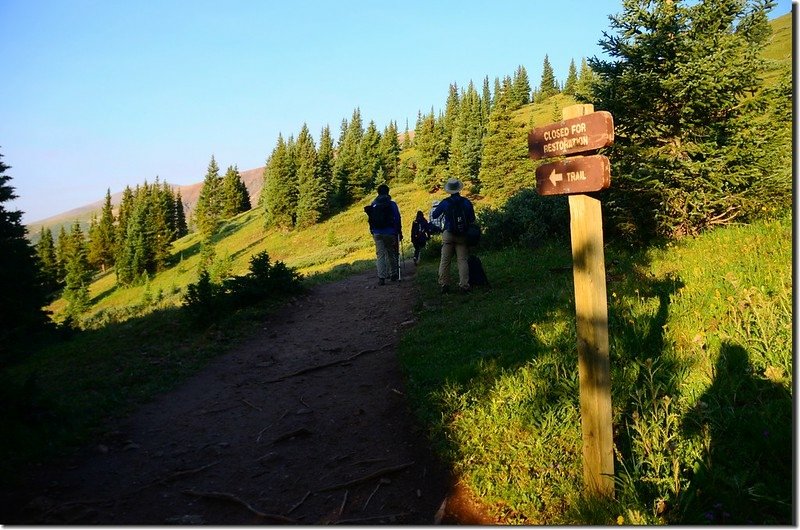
[410,210,431,265]
[431,178,475,294]
[364,184,403,285]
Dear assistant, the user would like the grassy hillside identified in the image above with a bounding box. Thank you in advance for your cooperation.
[47,183,440,325]
[400,214,791,524]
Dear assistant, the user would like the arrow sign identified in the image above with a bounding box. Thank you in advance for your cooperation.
[535,155,611,196]
[548,167,563,187]
[528,111,614,160]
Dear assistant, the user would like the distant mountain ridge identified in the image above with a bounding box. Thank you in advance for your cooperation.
[26,166,265,238]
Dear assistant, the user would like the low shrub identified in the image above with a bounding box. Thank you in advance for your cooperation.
[477,188,569,250]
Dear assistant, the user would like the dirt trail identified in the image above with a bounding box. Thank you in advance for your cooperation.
[3,263,493,524]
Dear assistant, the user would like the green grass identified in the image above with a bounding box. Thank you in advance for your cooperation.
[399,214,792,524]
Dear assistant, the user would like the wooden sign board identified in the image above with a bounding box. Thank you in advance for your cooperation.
[535,154,610,196]
[528,111,614,160]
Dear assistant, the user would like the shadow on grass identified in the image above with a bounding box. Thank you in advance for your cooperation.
[398,233,791,523]
[680,343,792,524]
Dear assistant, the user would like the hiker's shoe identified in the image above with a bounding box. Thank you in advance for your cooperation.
[460,286,472,294]
[440,285,450,294]
[378,278,386,286]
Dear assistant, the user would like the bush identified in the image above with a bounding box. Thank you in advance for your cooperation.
[477,188,570,250]
[182,251,303,326]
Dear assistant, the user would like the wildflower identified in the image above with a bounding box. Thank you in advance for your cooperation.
[616,515,625,525]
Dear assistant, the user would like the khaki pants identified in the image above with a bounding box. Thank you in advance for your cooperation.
[373,234,399,279]
[438,231,469,289]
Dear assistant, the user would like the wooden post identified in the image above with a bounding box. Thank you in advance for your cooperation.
[564,104,615,497]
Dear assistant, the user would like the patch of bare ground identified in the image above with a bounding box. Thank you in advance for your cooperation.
[2,265,494,525]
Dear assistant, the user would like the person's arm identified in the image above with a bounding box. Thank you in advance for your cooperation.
[431,199,447,219]
[393,202,403,239]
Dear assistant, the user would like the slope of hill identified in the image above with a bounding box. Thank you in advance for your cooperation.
[25,166,266,241]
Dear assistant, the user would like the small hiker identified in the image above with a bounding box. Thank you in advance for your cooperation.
[410,210,431,265]
[364,183,403,285]
[431,178,476,294]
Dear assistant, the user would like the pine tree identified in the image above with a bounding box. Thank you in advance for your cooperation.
[55,225,69,284]
[332,108,365,205]
[478,90,533,198]
[316,125,335,216]
[0,152,49,353]
[482,76,492,123]
[36,226,60,296]
[591,0,789,238]
[414,110,448,191]
[116,188,154,285]
[115,185,134,266]
[262,135,296,229]
[448,82,484,188]
[354,120,382,196]
[563,59,579,95]
[174,189,188,239]
[512,65,532,107]
[574,58,596,102]
[378,121,401,183]
[62,220,92,317]
[220,165,250,218]
[87,189,115,272]
[193,155,222,236]
[295,124,326,228]
[150,178,173,270]
[442,83,461,144]
[536,54,559,102]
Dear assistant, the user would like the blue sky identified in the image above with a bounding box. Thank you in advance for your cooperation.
[1,0,794,224]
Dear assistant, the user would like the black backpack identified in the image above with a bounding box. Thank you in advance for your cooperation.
[366,197,393,230]
[447,196,468,235]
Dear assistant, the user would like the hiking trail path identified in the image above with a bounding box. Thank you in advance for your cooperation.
[4,264,493,525]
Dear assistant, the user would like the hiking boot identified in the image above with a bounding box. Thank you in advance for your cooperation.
[440,285,450,294]
[378,278,386,286]
[460,286,472,294]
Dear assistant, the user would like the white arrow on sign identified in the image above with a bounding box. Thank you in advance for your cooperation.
[549,168,563,187]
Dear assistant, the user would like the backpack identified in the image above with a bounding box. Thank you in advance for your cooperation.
[447,195,469,235]
[366,197,393,230]
[468,255,489,286]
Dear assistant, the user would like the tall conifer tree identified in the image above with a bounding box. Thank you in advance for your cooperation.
[295,124,326,228]
[512,65,532,107]
[220,165,251,218]
[174,189,188,239]
[262,135,296,229]
[332,108,364,205]
[414,110,448,191]
[478,90,532,198]
[591,0,788,238]
[316,125,335,216]
[63,220,92,317]
[36,226,60,296]
[563,59,579,95]
[193,155,222,236]
[0,152,49,352]
[87,189,116,272]
[378,121,401,183]
[536,54,559,102]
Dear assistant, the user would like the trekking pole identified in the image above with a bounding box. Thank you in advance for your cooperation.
[397,234,403,281]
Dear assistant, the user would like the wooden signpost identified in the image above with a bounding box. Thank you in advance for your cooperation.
[529,104,615,497]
